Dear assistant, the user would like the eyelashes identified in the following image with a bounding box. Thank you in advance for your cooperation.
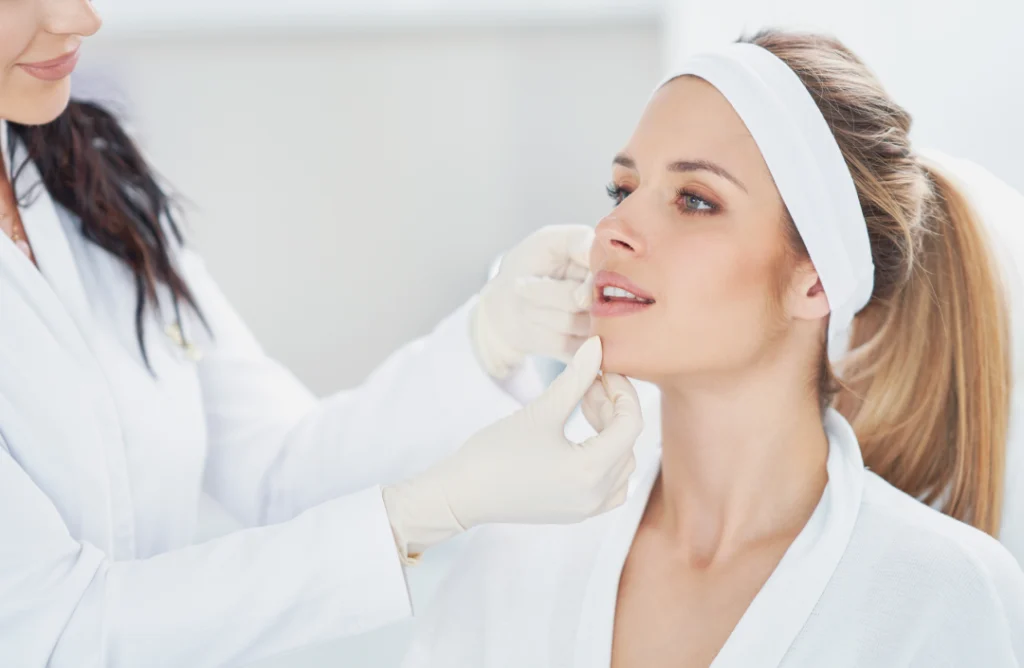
[605,183,720,216]
[606,183,629,206]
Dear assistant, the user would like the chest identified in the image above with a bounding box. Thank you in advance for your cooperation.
[610,530,791,668]
[0,207,207,557]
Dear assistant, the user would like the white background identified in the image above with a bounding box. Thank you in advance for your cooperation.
[77,1,1023,665]
[91,0,662,32]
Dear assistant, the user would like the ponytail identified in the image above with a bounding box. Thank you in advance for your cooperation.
[834,159,1010,535]
[746,29,1012,537]
[7,100,206,368]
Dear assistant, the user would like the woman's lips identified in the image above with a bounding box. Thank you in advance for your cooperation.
[591,270,656,318]
[18,49,80,82]
[592,299,653,317]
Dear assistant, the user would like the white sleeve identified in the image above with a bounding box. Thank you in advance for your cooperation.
[984,539,1024,662]
[918,535,1024,666]
[179,249,525,526]
[0,444,412,668]
[402,529,499,667]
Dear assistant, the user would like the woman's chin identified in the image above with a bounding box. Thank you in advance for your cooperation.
[3,84,72,126]
[598,336,659,380]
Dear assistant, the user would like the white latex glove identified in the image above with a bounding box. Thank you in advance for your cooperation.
[382,336,642,562]
[472,224,596,379]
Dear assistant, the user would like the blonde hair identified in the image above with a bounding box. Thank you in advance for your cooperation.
[746,30,1011,535]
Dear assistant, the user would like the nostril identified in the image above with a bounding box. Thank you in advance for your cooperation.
[611,239,634,251]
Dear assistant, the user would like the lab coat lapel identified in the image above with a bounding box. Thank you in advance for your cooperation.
[710,409,866,668]
[574,453,662,668]
[0,121,94,361]
[1,121,136,558]
[13,146,96,337]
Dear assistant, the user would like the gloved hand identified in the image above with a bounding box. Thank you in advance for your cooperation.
[472,224,596,379]
[382,336,642,562]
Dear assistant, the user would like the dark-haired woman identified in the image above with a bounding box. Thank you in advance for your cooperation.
[0,3,645,666]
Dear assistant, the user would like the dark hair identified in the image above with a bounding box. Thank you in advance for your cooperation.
[6,100,206,368]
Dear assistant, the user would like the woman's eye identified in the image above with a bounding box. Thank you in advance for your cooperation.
[606,183,630,206]
[679,191,717,214]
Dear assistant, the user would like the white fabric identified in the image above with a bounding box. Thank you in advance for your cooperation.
[384,341,642,561]
[404,409,1024,667]
[663,44,875,359]
[472,224,595,379]
[0,121,527,667]
[921,150,1024,564]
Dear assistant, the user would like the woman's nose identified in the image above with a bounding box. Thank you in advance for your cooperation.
[595,214,646,257]
[42,0,103,38]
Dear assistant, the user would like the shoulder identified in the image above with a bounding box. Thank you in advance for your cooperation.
[857,472,1024,613]
[813,474,1024,660]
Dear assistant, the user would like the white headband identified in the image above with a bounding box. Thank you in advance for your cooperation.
[659,43,875,360]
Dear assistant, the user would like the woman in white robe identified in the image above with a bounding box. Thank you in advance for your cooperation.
[404,30,1024,667]
[406,415,1023,667]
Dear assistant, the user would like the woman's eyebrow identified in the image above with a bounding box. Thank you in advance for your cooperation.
[612,153,748,193]
[668,159,748,193]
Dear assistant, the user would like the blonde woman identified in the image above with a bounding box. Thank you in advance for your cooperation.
[403,30,1024,667]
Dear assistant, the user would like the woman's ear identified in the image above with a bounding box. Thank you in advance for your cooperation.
[788,261,830,322]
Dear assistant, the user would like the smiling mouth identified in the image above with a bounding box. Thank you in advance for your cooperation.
[592,278,656,318]
[18,48,81,82]
[598,286,655,305]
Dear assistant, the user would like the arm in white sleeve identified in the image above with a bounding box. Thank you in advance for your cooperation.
[0,445,411,668]
[180,249,528,526]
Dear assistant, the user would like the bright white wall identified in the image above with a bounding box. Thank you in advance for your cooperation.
[82,25,662,395]
[90,0,663,32]
[663,0,1024,192]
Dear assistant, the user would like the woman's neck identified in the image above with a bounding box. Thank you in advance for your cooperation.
[649,361,829,567]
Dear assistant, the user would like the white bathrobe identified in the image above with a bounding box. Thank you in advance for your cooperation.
[404,409,1024,667]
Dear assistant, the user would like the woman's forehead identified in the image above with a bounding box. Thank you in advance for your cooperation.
[622,77,771,186]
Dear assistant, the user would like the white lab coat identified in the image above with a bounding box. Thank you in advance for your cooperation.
[0,121,527,667]
[404,409,1024,667]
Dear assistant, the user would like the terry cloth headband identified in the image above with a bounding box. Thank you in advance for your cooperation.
[658,43,875,359]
